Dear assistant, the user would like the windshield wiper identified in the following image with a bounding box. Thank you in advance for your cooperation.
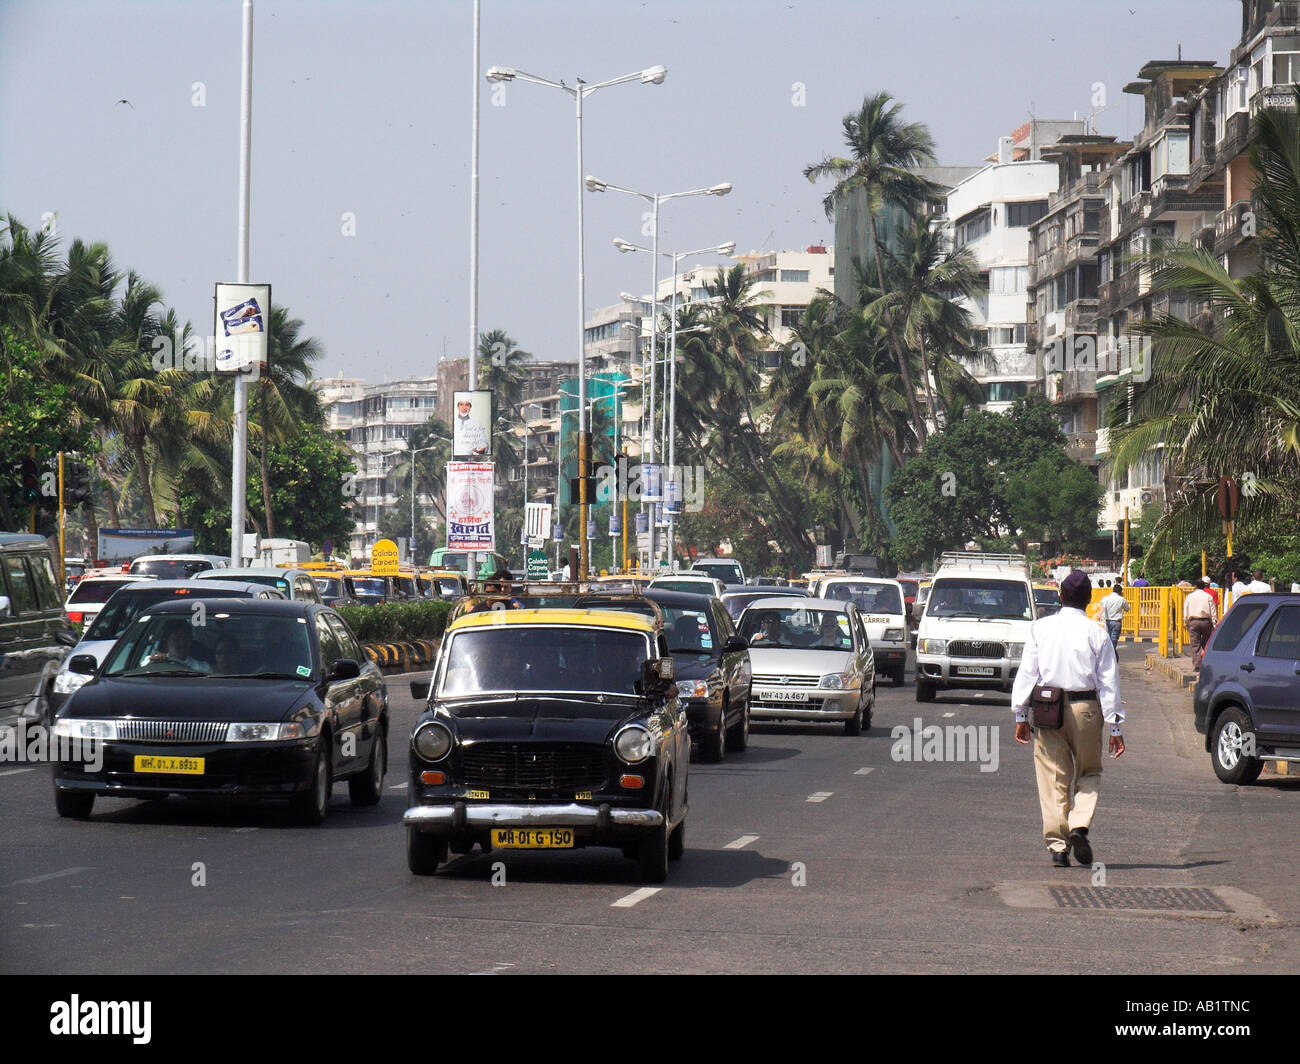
[221,671,310,680]
[118,667,207,677]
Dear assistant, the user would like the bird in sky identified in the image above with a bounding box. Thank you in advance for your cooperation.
[116,98,133,109]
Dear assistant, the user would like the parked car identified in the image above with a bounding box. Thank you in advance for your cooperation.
[736,597,876,735]
[403,607,689,882]
[51,599,388,822]
[1033,584,1062,618]
[47,580,288,719]
[1194,593,1300,784]
[574,588,751,761]
[0,533,78,723]
[195,567,323,603]
[127,553,230,580]
[64,574,146,627]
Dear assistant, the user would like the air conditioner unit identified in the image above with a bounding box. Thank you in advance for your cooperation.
[1140,489,1155,505]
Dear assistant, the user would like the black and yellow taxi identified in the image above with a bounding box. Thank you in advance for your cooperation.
[404,608,689,883]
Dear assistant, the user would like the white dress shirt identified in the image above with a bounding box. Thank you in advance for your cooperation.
[1099,592,1130,622]
[1247,579,1271,593]
[1011,607,1122,734]
[1183,588,1216,623]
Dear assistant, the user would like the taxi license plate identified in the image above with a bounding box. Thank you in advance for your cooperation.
[134,755,204,775]
[491,828,574,849]
[759,689,809,702]
[956,666,996,677]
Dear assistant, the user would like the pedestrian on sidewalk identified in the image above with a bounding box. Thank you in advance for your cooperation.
[1184,577,1217,669]
[1013,570,1125,868]
[1099,581,1130,652]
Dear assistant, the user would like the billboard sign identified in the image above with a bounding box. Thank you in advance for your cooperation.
[452,390,493,458]
[446,461,495,551]
[213,282,271,376]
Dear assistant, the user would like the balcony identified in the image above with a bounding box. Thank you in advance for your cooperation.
[1062,231,1099,268]
[1063,299,1100,335]
[1066,431,1098,464]
[1149,173,1221,220]
[1099,268,1146,315]
[1218,110,1250,165]
[1118,190,1151,231]
[1250,86,1299,118]
[1214,199,1254,257]
[1188,142,1219,194]
[1060,367,1097,403]
[1048,170,1102,211]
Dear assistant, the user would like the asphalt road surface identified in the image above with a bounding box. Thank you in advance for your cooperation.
[3,645,1297,974]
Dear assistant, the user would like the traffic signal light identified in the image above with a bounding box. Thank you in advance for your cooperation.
[66,460,93,504]
[19,458,39,503]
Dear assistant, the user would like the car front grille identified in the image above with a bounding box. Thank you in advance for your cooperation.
[116,720,228,744]
[948,641,1006,659]
[751,674,820,688]
[461,743,607,791]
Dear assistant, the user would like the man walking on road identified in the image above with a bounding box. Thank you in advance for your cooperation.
[1013,571,1125,867]
[1099,581,1130,652]
[1184,578,1217,669]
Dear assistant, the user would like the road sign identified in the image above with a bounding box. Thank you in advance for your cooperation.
[371,538,399,576]
[528,536,544,550]
[525,502,553,540]
[1216,476,1240,521]
[526,549,549,579]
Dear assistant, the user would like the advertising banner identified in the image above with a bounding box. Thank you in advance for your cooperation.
[446,461,495,551]
[97,529,195,565]
[452,391,493,458]
[213,282,271,375]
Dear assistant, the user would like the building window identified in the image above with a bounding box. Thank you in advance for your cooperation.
[779,269,809,283]
[1273,50,1300,85]
[990,266,1028,295]
[1006,200,1048,228]
[957,209,991,246]
[780,305,805,328]
[984,381,1029,403]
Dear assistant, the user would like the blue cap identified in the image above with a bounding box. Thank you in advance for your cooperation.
[1061,569,1092,598]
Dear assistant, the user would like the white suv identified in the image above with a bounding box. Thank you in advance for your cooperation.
[914,553,1036,703]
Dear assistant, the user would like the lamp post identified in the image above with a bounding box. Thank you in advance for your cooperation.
[613,239,735,567]
[486,63,665,582]
[406,439,448,564]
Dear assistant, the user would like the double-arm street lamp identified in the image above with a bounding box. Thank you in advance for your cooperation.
[485,63,666,581]
[406,438,449,561]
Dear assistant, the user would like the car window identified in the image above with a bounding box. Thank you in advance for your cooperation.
[67,580,129,605]
[663,607,716,655]
[739,607,851,650]
[1211,600,1270,654]
[28,553,61,610]
[315,615,342,672]
[1255,605,1300,659]
[325,613,364,662]
[927,579,1030,620]
[84,587,252,641]
[2,555,37,614]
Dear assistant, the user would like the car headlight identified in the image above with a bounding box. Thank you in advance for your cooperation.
[918,638,947,655]
[52,718,118,740]
[884,628,904,642]
[676,679,709,699]
[818,671,856,690]
[225,722,304,742]
[614,724,654,764]
[53,670,92,695]
[1006,642,1024,660]
[412,720,454,761]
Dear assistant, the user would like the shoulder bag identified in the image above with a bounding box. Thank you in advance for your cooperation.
[1031,684,1065,730]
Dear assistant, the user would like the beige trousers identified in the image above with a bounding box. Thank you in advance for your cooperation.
[1032,697,1104,853]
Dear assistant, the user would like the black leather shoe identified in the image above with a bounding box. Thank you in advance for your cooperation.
[1050,850,1070,867]
[1069,830,1093,865]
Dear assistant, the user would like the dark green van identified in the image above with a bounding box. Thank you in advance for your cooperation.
[0,534,77,723]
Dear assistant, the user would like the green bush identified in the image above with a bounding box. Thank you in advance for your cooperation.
[337,600,451,644]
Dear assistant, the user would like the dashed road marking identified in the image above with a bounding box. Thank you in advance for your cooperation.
[0,768,35,778]
[387,782,407,791]
[806,792,833,803]
[233,827,258,833]
[943,712,955,718]
[611,887,662,908]
[469,962,516,975]
[854,767,874,776]
[723,834,759,850]
[4,866,90,887]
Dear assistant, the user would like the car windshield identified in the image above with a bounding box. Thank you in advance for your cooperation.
[439,626,649,696]
[102,612,315,679]
[824,582,903,615]
[652,579,713,594]
[130,558,212,579]
[1034,589,1058,604]
[84,588,253,641]
[722,594,766,619]
[927,579,1031,620]
[351,578,387,599]
[314,576,345,598]
[67,580,129,605]
[695,563,741,584]
[660,607,716,656]
[222,574,290,592]
[394,576,418,597]
[738,607,852,651]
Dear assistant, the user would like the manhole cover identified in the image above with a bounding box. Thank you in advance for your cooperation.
[1049,886,1229,912]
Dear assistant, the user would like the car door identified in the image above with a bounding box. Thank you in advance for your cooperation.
[1247,603,1300,745]
[712,601,748,712]
[314,612,363,774]
[325,611,384,745]
[850,606,874,690]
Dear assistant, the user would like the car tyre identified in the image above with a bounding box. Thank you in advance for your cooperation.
[702,703,727,763]
[638,793,670,884]
[1211,706,1263,785]
[844,699,863,736]
[348,728,386,807]
[408,827,447,875]
[290,741,331,825]
[668,818,685,860]
[725,700,749,752]
[916,680,937,703]
[54,788,94,819]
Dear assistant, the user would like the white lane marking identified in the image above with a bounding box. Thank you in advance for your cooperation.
[806,791,833,803]
[233,827,258,833]
[723,834,759,850]
[468,962,516,975]
[5,866,91,887]
[943,712,955,718]
[854,767,875,776]
[0,768,35,777]
[611,886,662,908]
[387,782,407,791]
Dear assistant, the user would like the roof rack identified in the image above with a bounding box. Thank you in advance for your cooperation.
[938,551,1029,571]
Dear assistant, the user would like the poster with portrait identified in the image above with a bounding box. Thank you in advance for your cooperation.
[446,461,495,551]
[452,390,493,458]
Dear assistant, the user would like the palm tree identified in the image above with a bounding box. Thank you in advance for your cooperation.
[388,417,453,522]
[804,91,941,442]
[477,328,530,413]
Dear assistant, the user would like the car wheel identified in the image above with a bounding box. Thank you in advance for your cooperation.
[348,728,386,807]
[844,699,863,736]
[703,703,726,763]
[892,667,906,687]
[668,818,685,860]
[638,792,670,884]
[408,827,447,875]
[1211,707,1263,785]
[290,741,331,825]
[916,681,937,703]
[726,699,749,752]
[54,788,94,819]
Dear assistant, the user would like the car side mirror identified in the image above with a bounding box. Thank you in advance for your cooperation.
[640,657,675,696]
[56,629,79,648]
[723,635,748,654]
[330,658,361,681]
[69,654,98,675]
[409,678,431,701]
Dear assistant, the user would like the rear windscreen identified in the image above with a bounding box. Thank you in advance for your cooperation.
[67,581,129,605]
[84,587,252,641]
[130,558,213,579]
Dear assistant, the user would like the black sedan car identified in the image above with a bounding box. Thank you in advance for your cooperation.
[403,608,689,883]
[51,599,388,824]
[575,588,751,762]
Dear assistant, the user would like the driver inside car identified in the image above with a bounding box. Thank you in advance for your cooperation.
[147,620,211,672]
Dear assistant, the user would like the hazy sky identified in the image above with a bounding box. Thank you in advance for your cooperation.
[1,0,1238,382]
